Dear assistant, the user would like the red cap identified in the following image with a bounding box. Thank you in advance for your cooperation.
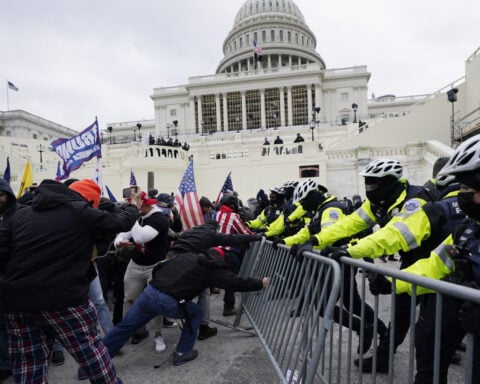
[140,191,157,206]
[211,247,225,258]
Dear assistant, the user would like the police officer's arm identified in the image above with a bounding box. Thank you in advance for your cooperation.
[313,200,375,249]
[347,199,431,259]
[247,210,267,229]
[283,226,311,246]
[264,213,285,237]
[288,203,306,222]
[395,234,455,295]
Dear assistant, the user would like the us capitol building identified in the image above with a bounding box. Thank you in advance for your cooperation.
[1,0,480,201]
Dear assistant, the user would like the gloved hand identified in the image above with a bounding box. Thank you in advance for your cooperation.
[289,237,319,260]
[368,273,392,295]
[272,237,285,249]
[252,227,267,234]
[322,246,349,261]
[459,301,480,334]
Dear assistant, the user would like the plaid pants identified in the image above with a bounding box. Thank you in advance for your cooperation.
[6,300,122,384]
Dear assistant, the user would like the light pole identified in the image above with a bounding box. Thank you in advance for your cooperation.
[166,124,171,139]
[309,119,315,141]
[351,103,358,123]
[107,126,113,144]
[37,144,45,170]
[447,88,459,146]
[136,123,142,141]
[172,120,178,139]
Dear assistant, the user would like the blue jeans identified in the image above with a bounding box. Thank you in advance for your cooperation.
[89,275,114,335]
[103,285,202,357]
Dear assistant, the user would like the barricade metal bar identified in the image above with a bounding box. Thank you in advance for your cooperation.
[408,287,417,383]
[433,293,443,384]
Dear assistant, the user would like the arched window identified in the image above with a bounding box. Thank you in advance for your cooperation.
[262,30,266,42]
[246,33,250,46]
[279,30,283,42]
[287,31,291,42]
[239,37,243,48]
[271,30,275,41]
[295,33,298,44]
[234,40,237,50]
[301,35,304,45]
[254,31,258,43]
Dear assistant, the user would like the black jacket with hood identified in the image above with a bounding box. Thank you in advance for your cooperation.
[0,178,18,273]
[2,182,138,311]
[150,249,263,302]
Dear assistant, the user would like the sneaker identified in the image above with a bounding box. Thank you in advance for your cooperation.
[155,336,166,353]
[222,307,237,316]
[131,329,149,344]
[354,356,389,373]
[173,350,199,366]
[77,366,88,381]
[51,350,65,366]
[163,318,177,328]
[198,325,218,341]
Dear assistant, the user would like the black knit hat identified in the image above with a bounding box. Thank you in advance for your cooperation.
[456,171,480,190]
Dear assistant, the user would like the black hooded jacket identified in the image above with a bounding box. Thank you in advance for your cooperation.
[1,182,138,311]
[168,222,258,256]
[150,250,263,301]
[0,178,18,273]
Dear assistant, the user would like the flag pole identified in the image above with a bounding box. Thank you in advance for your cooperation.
[6,80,10,111]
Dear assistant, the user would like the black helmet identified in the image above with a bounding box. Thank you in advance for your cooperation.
[220,194,239,212]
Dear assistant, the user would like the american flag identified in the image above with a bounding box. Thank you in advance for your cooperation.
[130,168,137,186]
[215,172,234,206]
[253,39,263,54]
[7,81,18,91]
[174,160,204,230]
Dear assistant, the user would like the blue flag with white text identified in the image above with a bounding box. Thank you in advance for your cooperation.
[51,120,102,180]
[3,157,10,183]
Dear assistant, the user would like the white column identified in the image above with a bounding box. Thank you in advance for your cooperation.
[215,94,221,132]
[241,91,247,130]
[223,93,229,132]
[287,86,293,126]
[289,55,292,66]
[279,87,285,127]
[260,89,266,129]
[197,96,203,134]
[307,85,313,118]
[189,98,195,134]
[268,55,271,70]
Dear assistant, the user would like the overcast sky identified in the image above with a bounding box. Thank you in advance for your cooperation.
[2,0,478,131]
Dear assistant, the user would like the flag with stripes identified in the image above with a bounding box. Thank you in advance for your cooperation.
[215,172,234,206]
[174,160,204,230]
[8,81,18,91]
[130,169,137,186]
[105,185,117,202]
[253,39,263,61]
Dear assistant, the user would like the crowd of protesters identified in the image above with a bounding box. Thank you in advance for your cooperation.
[2,135,480,382]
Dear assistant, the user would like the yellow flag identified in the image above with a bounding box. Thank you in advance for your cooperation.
[17,161,33,198]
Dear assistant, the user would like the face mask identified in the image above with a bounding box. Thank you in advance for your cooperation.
[301,190,325,212]
[366,180,401,206]
[457,192,480,221]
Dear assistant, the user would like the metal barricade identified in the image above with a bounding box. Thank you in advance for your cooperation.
[220,239,480,383]
[236,239,342,384]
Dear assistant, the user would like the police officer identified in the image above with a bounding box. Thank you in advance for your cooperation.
[247,187,286,232]
[294,159,433,369]
[388,136,480,383]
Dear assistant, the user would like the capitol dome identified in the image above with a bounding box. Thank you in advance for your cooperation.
[216,0,325,73]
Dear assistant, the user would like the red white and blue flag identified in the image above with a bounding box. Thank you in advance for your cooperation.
[174,160,204,230]
[7,81,18,91]
[130,169,138,186]
[253,39,263,61]
[215,172,234,207]
[51,119,102,180]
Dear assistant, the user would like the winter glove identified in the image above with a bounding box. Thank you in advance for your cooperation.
[368,273,392,295]
[459,301,480,334]
[322,246,349,261]
[272,237,285,249]
[289,237,319,260]
[252,227,267,234]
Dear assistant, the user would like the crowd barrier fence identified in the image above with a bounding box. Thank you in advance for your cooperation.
[230,239,480,384]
